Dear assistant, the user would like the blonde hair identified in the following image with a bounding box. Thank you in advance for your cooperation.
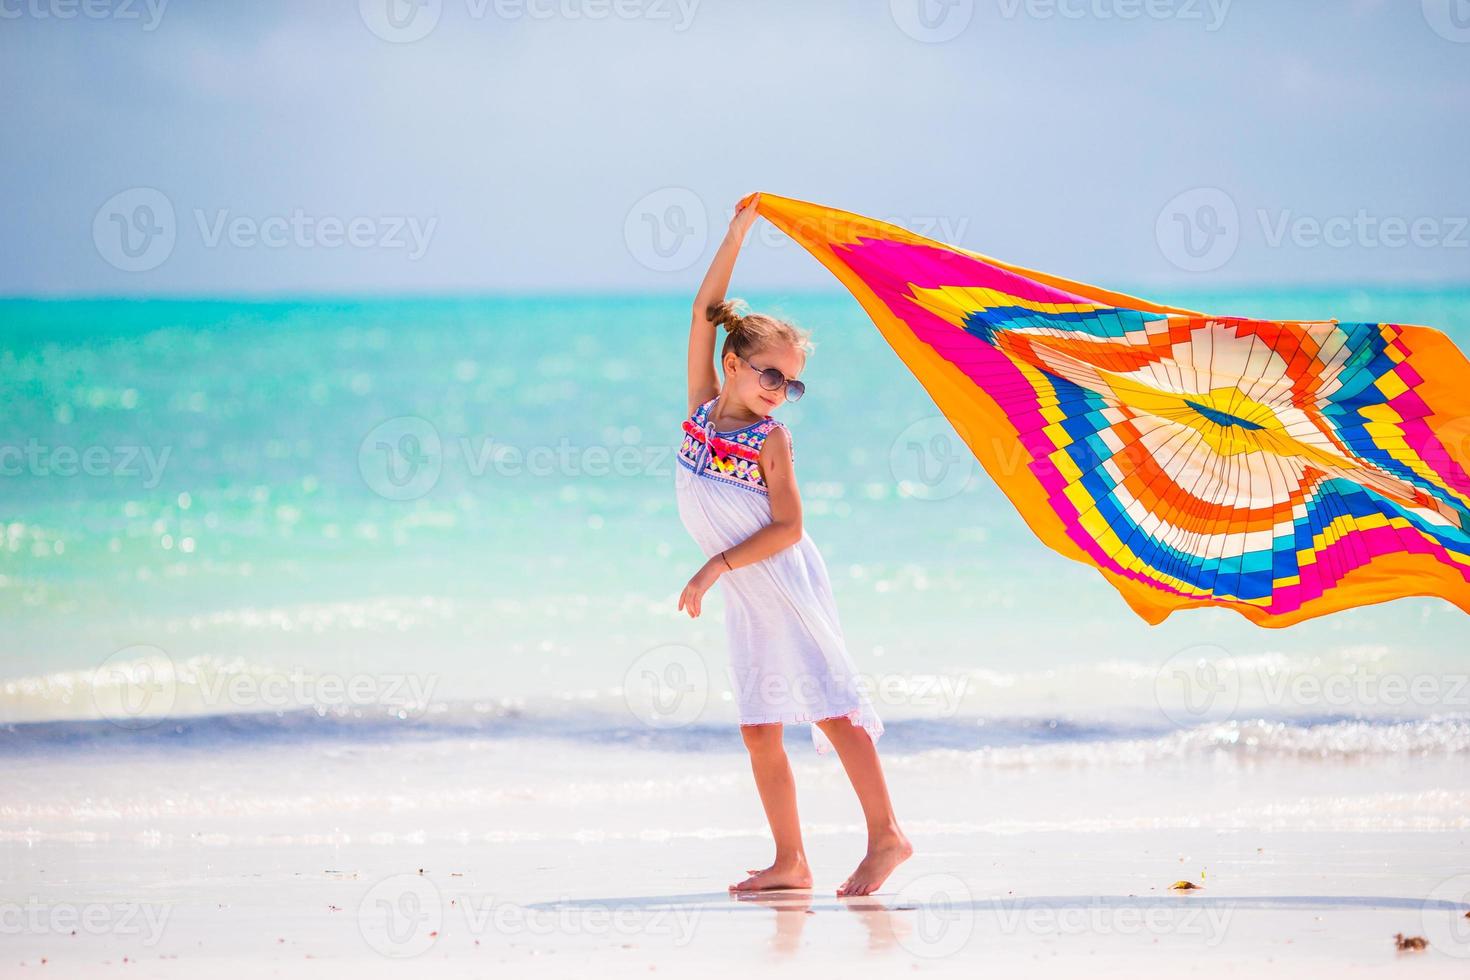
[707,298,814,364]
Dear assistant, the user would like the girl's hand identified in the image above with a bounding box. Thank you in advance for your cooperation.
[677,558,725,618]
[728,194,760,242]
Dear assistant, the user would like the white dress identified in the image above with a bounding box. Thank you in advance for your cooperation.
[674,396,884,755]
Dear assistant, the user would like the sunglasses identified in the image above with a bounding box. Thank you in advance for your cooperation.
[741,356,806,402]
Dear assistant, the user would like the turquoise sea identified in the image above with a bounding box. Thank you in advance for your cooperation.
[2,288,1468,748]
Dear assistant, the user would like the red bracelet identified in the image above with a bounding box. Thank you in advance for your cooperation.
[720,550,734,571]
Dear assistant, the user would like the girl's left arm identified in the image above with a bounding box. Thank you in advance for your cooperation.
[678,426,800,618]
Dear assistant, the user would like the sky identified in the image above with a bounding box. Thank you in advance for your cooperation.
[3,0,1469,296]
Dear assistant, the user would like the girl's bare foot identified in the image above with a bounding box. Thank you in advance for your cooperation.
[836,830,913,897]
[730,856,812,892]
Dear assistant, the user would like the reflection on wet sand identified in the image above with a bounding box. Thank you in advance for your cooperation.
[526,888,1470,961]
[730,889,915,954]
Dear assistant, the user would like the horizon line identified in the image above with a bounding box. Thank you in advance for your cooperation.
[5,279,1470,306]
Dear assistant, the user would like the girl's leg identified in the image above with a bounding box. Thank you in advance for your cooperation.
[730,723,813,891]
[814,718,913,897]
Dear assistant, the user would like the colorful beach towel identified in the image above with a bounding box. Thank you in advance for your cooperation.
[739,192,1470,627]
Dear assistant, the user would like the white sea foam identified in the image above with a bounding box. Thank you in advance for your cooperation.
[0,652,456,725]
[5,633,1465,729]
[889,716,1470,770]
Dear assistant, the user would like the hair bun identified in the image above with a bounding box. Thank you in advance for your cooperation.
[709,299,815,365]
[707,297,750,334]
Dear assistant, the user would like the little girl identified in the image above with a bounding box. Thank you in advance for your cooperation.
[674,194,912,897]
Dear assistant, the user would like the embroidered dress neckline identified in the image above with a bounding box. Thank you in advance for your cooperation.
[703,397,769,436]
[678,398,787,497]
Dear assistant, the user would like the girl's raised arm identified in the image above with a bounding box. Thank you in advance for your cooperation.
[687,194,761,417]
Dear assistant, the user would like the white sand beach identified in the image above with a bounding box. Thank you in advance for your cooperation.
[4,720,1468,977]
